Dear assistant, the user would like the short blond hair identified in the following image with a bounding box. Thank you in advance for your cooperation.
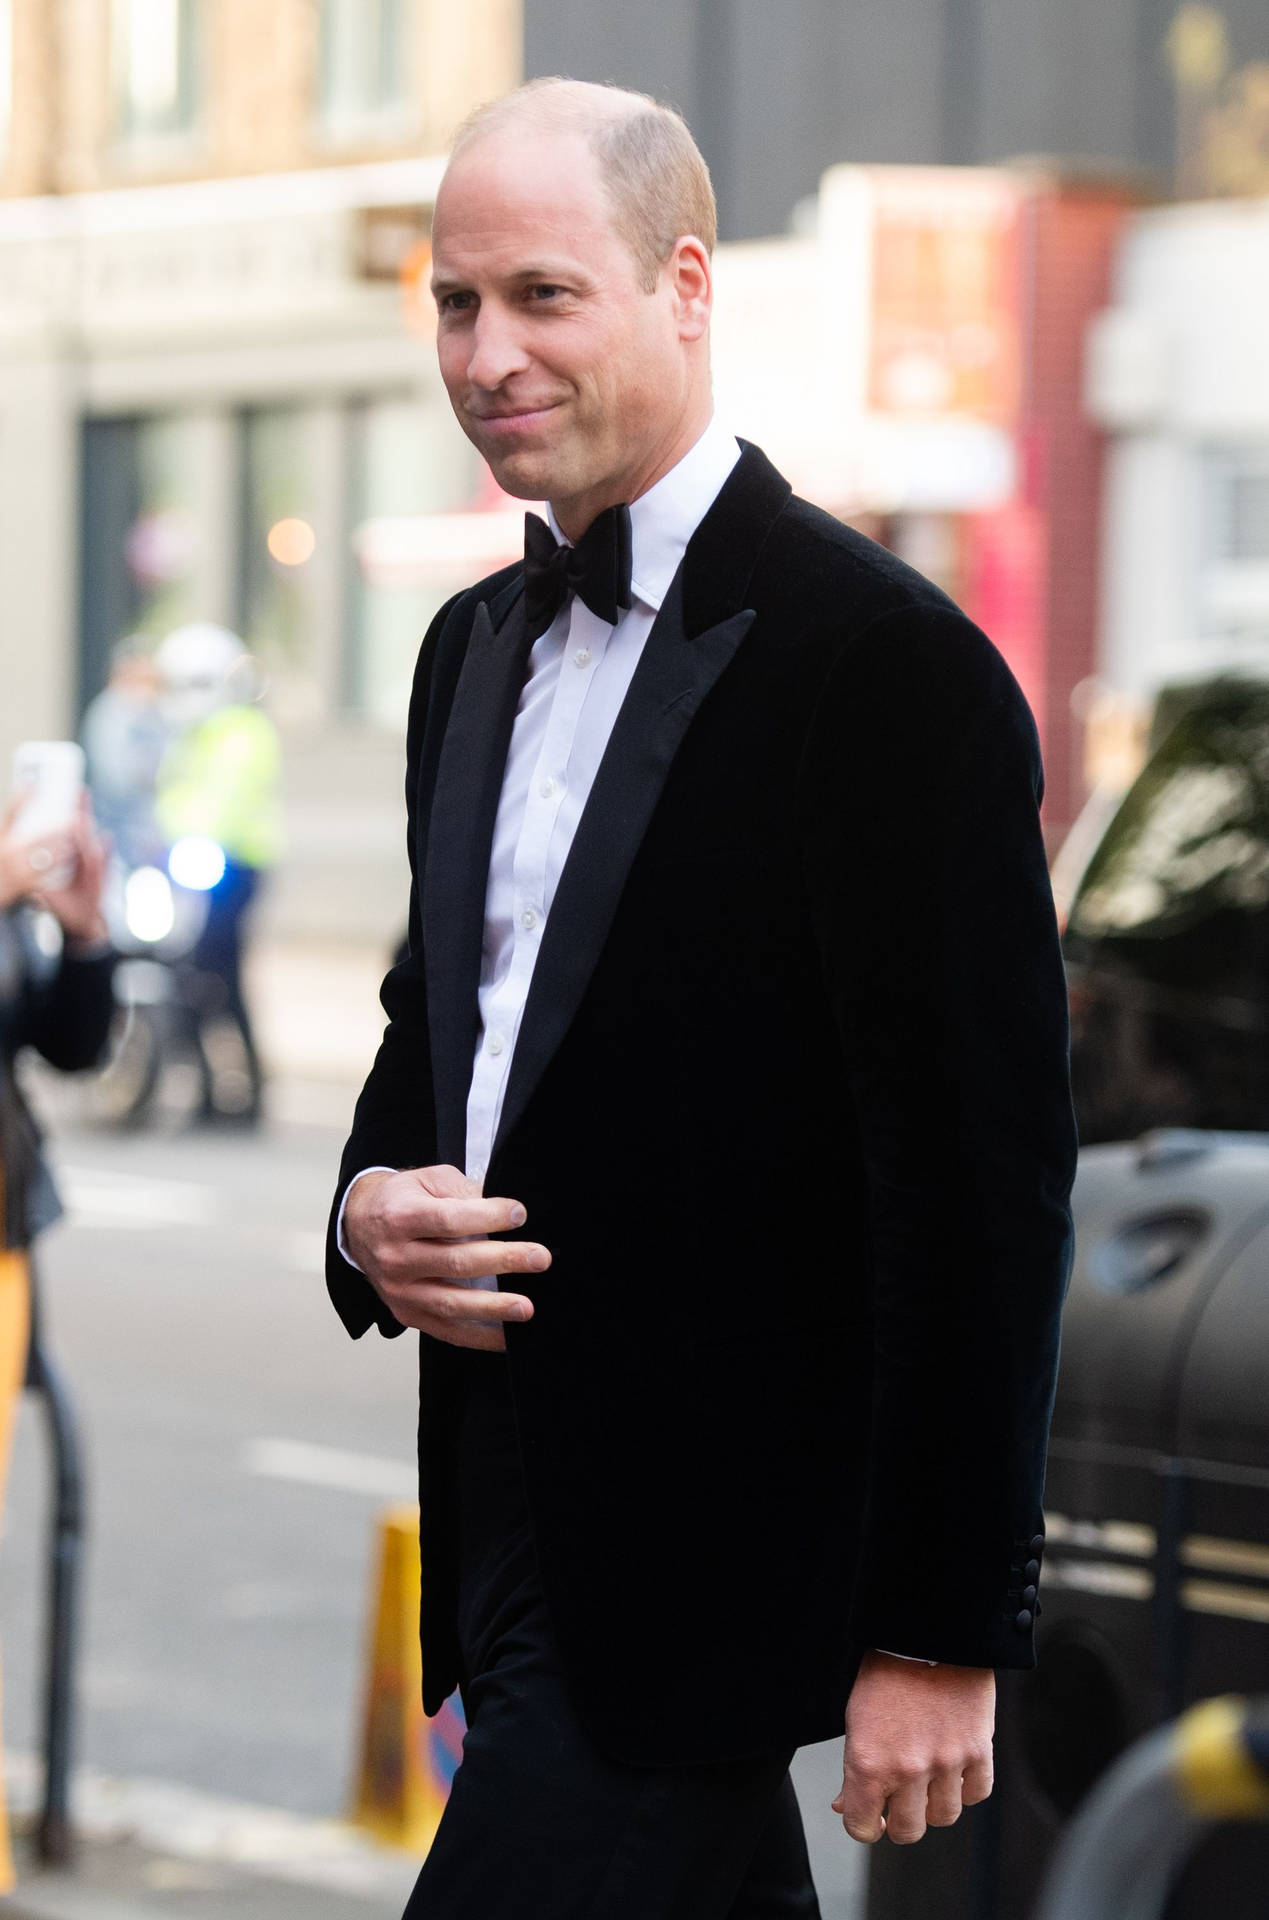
[451,78,717,293]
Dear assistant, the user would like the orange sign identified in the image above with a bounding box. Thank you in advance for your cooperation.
[400,238,436,336]
[868,171,1023,423]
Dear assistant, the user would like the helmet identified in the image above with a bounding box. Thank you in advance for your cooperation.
[156,623,251,724]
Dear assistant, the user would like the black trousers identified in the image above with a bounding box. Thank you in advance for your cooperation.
[403,1353,822,1920]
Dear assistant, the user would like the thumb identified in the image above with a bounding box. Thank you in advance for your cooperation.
[834,1763,889,1844]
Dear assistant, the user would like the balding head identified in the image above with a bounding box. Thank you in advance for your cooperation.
[431,79,716,536]
[451,78,717,294]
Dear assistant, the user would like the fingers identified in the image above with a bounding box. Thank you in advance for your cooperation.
[413,1236,550,1282]
[422,1320,506,1351]
[418,1162,484,1200]
[925,1767,968,1829]
[372,1220,549,1286]
[381,1280,534,1343]
[832,1763,888,1845]
[883,1776,931,1845]
[24,830,74,871]
[833,1764,980,1848]
[961,1750,994,1807]
[387,1167,532,1243]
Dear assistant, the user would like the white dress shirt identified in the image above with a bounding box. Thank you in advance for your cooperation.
[338,416,740,1272]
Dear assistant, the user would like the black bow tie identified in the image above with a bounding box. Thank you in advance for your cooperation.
[523,505,634,643]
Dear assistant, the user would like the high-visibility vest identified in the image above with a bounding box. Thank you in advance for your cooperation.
[155,704,284,871]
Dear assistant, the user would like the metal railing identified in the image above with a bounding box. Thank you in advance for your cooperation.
[21,1256,87,1866]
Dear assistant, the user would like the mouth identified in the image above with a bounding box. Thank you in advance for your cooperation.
[470,403,560,438]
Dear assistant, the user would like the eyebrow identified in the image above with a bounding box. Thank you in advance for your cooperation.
[430,262,582,296]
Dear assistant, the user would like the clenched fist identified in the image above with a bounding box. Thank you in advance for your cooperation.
[833,1650,995,1845]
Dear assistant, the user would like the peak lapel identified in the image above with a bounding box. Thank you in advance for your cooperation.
[423,591,531,1166]
[491,573,756,1162]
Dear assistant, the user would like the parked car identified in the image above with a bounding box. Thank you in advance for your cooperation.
[1063,675,1269,1145]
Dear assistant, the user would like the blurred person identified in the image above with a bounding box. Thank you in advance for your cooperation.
[80,640,170,870]
[154,624,282,1128]
[329,80,1077,1919]
[0,792,112,1890]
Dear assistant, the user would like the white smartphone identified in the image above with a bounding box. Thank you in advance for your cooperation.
[12,741,86,887]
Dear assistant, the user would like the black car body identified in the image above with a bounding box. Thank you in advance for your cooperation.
[1064,676,1269,1145]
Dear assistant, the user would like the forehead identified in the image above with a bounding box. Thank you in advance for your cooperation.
[433,127,625,271]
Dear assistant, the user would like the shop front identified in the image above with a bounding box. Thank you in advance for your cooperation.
[0,157,488,941]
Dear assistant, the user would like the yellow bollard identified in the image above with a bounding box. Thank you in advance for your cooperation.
[0,1245,31,1895]
[350,1504,466,1855]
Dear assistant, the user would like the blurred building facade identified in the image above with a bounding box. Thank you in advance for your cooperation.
[2,0,1266,948]
[0,0,518,941]
[525,0,1269,241]
[1087,197,1269,697]
[710,163,1141,841]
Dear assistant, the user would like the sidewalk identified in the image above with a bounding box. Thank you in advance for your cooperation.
[244,940,387,1132]
[6,1835,407,1920]
[4,1761,420,1920]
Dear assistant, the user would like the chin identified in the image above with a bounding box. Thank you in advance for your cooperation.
[487,460,550,501]
[486,452,569,505]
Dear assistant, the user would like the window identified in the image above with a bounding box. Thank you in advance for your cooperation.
[239,407,324,724]
[1201,445,1269,645]
[318,0,411,141]
[113,0,199,144]
[347,394,480,726]
[79,413,204,709]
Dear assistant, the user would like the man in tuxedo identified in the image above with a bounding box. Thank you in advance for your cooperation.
[327,78,1077,1919]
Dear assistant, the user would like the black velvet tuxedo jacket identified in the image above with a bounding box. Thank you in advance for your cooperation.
[326,441,1078,1768]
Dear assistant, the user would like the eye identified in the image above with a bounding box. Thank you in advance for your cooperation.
[527,283,564,303]
[437,290,476,314]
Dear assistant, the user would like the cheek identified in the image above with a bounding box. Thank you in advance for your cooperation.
[436,335,469,401]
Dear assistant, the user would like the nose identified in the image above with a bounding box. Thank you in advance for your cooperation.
[465,301,531,393]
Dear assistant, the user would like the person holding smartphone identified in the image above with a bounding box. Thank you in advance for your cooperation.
[0,785,113,1889]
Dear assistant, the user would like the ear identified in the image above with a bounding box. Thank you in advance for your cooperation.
[667,236,712,344]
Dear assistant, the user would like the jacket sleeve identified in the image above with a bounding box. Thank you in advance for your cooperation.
[12,942,116,1073]
[795,601,1078,1670]
[324,595,459,1341]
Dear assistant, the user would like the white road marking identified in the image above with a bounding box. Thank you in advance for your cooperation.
[243,1437,416,1502]
[4,1753,423,1901]
[58,1165,216,1230]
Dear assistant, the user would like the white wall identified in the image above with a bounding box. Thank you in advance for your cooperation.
[1088,197,1269,696]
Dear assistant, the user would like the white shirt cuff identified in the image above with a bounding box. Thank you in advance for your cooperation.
[877,1649,939,1667]
[336,1167,397,1270]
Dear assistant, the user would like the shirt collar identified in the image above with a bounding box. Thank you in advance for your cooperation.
[545,417,741,615]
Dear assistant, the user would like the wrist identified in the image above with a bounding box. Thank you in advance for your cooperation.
[342,1168,396,1267]
[63,916,111,954]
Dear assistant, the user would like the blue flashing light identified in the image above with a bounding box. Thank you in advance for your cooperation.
[168,835,227,892]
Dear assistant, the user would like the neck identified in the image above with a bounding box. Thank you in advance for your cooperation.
[550,393,714,543]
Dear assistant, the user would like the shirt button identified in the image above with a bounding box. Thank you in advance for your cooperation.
[520,908,538,930]
[574,648,591,668]
[539,777,557,799]
[469,1164,485,1183]
[487,1034,505,1057]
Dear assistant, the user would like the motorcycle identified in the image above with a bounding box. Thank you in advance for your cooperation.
[89,836,255,1128]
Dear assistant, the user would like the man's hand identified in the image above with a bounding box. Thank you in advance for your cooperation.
[833,1649,995,1845]
[343,1164,550,1351]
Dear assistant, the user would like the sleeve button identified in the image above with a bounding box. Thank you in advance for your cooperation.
[1025,1559,1041,1582]
[1030,1534,1045,1557]
[1022,1584,1038,1606]
[1015,1608,1034,1632]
